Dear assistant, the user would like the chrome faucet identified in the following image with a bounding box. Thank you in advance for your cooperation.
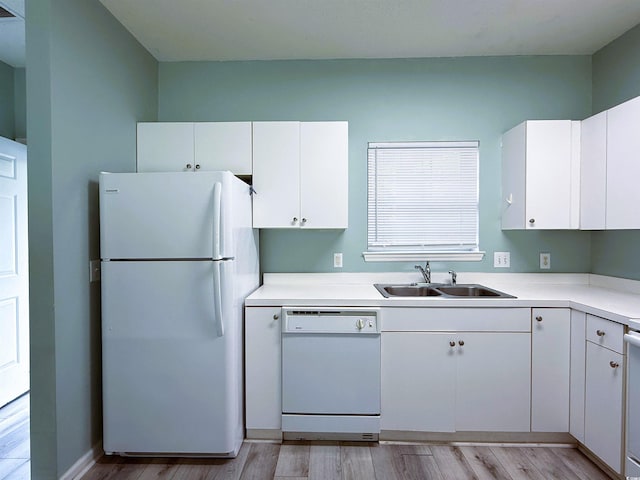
[415,262,431,283]
[448,270,457,285]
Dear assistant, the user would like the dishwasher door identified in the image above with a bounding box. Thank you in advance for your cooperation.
[281,308,380,435]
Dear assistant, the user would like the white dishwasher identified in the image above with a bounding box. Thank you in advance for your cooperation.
[281,307,380,441]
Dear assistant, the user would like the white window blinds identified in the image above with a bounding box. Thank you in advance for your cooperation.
[367,141,479,256]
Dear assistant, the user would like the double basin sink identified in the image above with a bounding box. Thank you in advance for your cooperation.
[374,283,515,298]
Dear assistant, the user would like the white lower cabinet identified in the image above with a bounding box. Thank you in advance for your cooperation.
[244,306,282,438]
[584,314,625,475]
[381,308,531,433]
[531,308,570,432]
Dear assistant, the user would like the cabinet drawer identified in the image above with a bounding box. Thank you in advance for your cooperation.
[586,315,624,353]
[381,308,530,332]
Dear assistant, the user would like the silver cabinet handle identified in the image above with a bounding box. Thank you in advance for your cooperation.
[458,340,465,346]
[529,218,535,224]
[186,163,192,169]
[610,361,619,369]
[535,316,543,322]
[596,330,606,337]
[292,217,298,223]
[195,164,201,170]
[273,314,279,320]
[301,218,307,224]
[449,341,456,347]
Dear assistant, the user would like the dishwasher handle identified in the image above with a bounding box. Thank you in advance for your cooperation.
[625,331,640,348]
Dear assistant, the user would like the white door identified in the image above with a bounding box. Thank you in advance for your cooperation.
[252,122,301,228]
[0,136,29,407]
[136,122,195,172]
[194,122,253,175]
[300,122,348,228]
[531,308,570,432]
[525,120,573,229]
[381,332,456,432]
[456,333,531,432]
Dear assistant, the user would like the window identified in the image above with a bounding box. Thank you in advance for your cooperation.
[364,141,484,262]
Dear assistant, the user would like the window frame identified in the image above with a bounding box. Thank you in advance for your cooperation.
[363,140,485,262]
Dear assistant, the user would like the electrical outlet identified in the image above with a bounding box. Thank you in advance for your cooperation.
[540,252,551,269]
[333,253,343,268]
[493,251,510,268]
[89,260,101,282]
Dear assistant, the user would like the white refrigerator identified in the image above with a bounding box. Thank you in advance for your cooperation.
[99,171,259,457]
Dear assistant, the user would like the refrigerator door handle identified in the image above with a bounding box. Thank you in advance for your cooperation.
[212,181,222,261]
[212,260,224,337]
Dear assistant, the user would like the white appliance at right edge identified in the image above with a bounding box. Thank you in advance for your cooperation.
[99,171,259,457]
[626,327,640,477]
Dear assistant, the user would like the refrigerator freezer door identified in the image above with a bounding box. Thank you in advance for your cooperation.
[100,171,235,260]
[101,260,241,455]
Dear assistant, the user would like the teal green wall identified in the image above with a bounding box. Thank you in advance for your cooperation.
[0,60,15,138]
[26,0,158,477]
[14,68,26,139]
[591,24,640,281]
[159,57,593,273]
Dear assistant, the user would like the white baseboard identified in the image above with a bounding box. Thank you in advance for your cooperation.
[59,441,103,480]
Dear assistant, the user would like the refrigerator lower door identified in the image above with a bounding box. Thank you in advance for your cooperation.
[101,260,241,456]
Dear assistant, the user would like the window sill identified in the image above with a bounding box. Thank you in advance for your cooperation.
[362,251,486,262]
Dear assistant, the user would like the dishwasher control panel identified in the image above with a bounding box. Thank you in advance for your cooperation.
[282,307,380,334]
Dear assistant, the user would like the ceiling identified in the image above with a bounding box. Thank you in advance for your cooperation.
[99,0,640,62]
[2,1,640,68]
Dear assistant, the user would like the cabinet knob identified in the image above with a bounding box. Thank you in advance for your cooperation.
[301,218,307,224]
[186,163,192,170]
[458,340,465,346]
[195,164,201,170]
[596,329,606,337]
[292,217,298,223]
[535,316,543,322]
[610,361,619,369]
[529,218,535,224]
[273,314,279,320]
[449,341,456,347]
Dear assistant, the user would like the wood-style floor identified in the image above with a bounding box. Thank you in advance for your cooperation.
[80,441,612,480]
[0,393,30,480]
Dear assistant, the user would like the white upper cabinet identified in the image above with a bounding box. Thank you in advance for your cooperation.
[580,111,607,230]
[606,95,640,229]
[137,122,195,172]
[136,122,252,175]
[194,122,252,175]
[502,120,581,230]
[252,121,349,229]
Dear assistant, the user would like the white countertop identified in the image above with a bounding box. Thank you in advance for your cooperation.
[246,272,640,329]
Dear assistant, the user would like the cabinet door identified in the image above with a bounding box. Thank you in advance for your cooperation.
[456,332,531,432]
[381,332,455,432]
[525,120,574,229]
[606,95,640,229]
[194,122,252,175]
[531,308,570,432]
[580,112,607,230]
[252,122,301,228]
[136,122,195,172]
[569,310,586,442]
[299,122,348,228]
[245,307,282,434]
[584,342,624,474]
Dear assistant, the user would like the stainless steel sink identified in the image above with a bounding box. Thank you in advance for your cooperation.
[374,283,515,298]
[378,285,443,297]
